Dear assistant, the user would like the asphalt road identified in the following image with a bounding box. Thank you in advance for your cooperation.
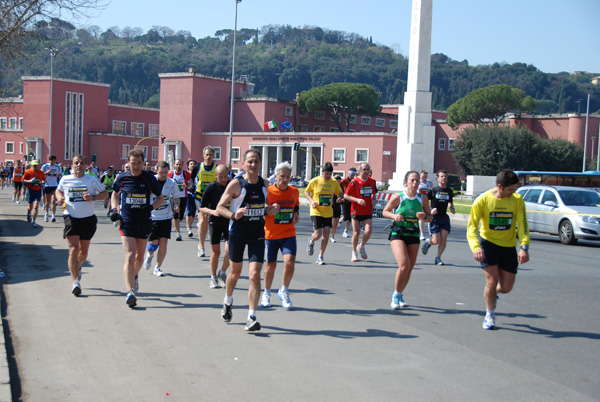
[0,191,599,401]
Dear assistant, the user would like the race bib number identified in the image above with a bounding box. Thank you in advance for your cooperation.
[244,203,265,221]
[489,212,513,230]
[274,207,293,224]
[125,193,147,207]
[68,187,87,202]
[200,181,210,192]
[178,183,184,191]
[157,196,169,210]
[318,194,332,207]
[360,186,373,197]
[436,192,450,201]
[15,173,23,177]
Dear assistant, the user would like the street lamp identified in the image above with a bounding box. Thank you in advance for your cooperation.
[582,94,590,172]
[575,99,583,116]
[45,47,58,157]
[228,0,242,166]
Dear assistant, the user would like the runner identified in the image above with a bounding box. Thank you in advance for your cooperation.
[55,155,108,296]
[421,169,456,265]
[99,166,116,214]
[339,168,357,238]
[261,162,300,309]
[344,162,377,262]
[41,155,62,222]
[185,159,197,237]
[417,170,432,240]
[168,158,191,241]
[191,147,218,258]
[22,160,46,228]
[110,150,164,308]
[12,160,24,204]
[382,171,432,309]
[198,165,231,289]
[467,169,530,330]
[304,162,344,265]
[142,161,181,277]
[0,162,7,189]
[329,175,343,243]
[217,149,280,332]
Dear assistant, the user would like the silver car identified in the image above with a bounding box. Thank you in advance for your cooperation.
[516,185,600,244]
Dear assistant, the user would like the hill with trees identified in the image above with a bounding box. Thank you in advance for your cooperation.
[1,23,599,113]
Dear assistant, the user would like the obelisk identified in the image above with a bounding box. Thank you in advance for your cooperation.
[389,0,435,190]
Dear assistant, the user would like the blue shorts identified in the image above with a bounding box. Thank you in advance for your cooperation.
[266,237,297,263]
[429,214,451,235]
[228,233,265,263]
[27,189,42,203]
[186,193,197,217]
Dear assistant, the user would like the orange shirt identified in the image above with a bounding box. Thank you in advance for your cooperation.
[13,167,24,182]
[22,169,46,190]
[264,184,300,240]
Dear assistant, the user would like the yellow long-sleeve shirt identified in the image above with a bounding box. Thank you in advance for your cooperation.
[467,189,530,251]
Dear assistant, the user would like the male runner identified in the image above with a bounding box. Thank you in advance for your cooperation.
[142,161,181,277]
[305,162,343,265]
[56,155,108,296]
[191,146,218,257]
[42,155,62,222]
[261,162,300,309]
[418,170,432,240]
[422,169,455,265]
[100,166,116,214]
[12,160,24,204]
[111,150,164,308]
[344,162,377,262]
[22,160,46,228]
[168,158,191,241]
[339,168,357,238]
[217,149,279,332]
[198,165,230,289]
[467,169,530,330]
[185,159,197,237]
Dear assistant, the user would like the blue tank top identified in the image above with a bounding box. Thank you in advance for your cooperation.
[229,176,267,238]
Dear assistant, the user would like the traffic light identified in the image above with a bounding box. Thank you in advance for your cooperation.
[91,154,97,162]
[293,142,300,151]
[161,136,166,144]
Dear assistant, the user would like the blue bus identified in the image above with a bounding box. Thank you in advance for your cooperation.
[515,171,600,192]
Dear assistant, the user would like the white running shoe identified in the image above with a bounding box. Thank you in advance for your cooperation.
[351,251,359,262]
[316,255,325,265]
[260,290,272,308]
[209,277,219,288]
[278,288,293,310]
[217,271,227,288]
[483,313,495,330]
[342,230,350,238]
[197,246,205,258]
[44,213,49,222]
[142,253,153,270]
[153,266,165,277]
[329,237,337,243]
[187,228,193,237]
[176,233,182,241]
[72,280,82,296]
[357,244,368,259]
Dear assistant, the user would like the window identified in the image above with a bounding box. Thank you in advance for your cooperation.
[213,146,221,160]
[448,138,455,151]
[389,120,398,129]
[355,149,369,163]
[349,115,356,124]
[151,147,159,161]
[438,138,446,151]
[285,107,293,117]
[9,118,17,130]
[332,148,346,163]
[298,124,308,132]
[0,118,6,129]
[131,122,144,137]
[231,147,240,161]
[541,190,558,204]
[64,92,84,159]
[314,111,325,120]
[5,142,14,154]
[333,171,345,178]
[149,124,159,136]
[360,116,371,125]
[20,142,24,154]
[330,127,340,132]
[113,121,126,135]
[299,110,308,118]
[375,118,385,127]
[314,126,324,132]
[138,146,148,160]
[19,117,23,129]
[122,144,130,159]
[524,189,542,203]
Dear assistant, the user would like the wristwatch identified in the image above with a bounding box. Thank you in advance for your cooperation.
[520,245,529,251]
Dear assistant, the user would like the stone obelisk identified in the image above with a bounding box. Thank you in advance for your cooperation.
[389,0,435,190]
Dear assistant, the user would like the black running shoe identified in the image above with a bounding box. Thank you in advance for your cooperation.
[126,290,137,308]
[221,303,232,322]
[245,315,261,332]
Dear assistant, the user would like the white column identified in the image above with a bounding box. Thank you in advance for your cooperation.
[276,145,283,165]
[35,139,43,160]
[305,146,313,180]
[291,146,297,177]
[262,146,268,177]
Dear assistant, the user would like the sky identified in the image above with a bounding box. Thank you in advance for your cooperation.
[77,0,600,74]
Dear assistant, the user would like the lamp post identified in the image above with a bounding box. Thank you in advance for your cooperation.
[582,93,590,172]
[228,0,242,166]
[46,47,58,157]
[592,136,596,168]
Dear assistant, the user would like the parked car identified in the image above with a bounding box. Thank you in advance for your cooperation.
[516,185,600,244]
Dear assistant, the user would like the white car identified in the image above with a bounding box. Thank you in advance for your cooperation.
[516,185,600,244]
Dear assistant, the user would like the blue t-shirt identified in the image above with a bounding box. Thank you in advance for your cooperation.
[112,171,162,223]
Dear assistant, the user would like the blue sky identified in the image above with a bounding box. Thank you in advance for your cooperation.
[79,0,599,74]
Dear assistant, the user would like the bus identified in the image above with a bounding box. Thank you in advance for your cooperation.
[515,171,600,192]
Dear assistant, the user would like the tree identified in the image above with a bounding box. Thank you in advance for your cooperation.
[297,82,381,132]
[446,84,537,128]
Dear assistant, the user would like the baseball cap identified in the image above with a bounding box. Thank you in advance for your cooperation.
[31,160,40,165]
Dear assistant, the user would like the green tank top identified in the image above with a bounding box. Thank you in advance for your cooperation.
[391,192,423,237]
[102,174,116,192]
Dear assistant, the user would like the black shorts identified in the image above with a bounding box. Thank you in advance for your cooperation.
[119,219,152,239]
[479,238,518,274]
[228,233,265,263]
[63,215,98,241]
[332,202,341,218]
[210,220,229,245]
[149,219,172,241]
[342,203,352,221]
[311,215,333,230]
[14,182,23,190]
[44,186,57,195]
[352,214,372,222]
[389,232,420,245]
[173,197,187,220]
